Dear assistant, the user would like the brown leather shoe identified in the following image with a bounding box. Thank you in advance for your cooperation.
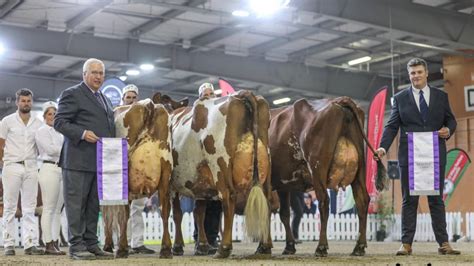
[438,242,461,255]
[396,243,412,256]
[45,241,64,255]
[53,240,67,255]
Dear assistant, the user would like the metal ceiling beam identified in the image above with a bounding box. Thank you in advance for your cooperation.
[108,1,472,56]
[188,21,243,52]
[0,24,391,101]
[65,0,112,31]
[54,60,86,79]
[288,28,384,62]
[293,0,474,48]
[438,0,474,11]
[248,20,344,55]
[130,0,207,36]
[0,0,23,18]
[17,55,53,74]
[326,36,414,65]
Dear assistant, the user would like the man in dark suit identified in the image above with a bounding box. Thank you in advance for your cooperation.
[54,58,115,260]
[376,58,460,256]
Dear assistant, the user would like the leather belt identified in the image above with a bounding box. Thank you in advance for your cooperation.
[43,160,58,165]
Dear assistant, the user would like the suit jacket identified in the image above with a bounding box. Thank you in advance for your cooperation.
[380,86,457,167]
[54,82,115,172]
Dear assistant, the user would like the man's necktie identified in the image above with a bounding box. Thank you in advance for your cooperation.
[419,90,429,122]
[94,91,106,110]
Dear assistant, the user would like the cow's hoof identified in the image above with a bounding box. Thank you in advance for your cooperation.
[282,242,296,255]
[103,245,114,253]
[213,246,232,259]
[172,245,184,256]
[351,242,367,256]
[116,249,129,259]
[314,245,328,257]
[159,247,173,259]
[194,243,209,256]
[255,243,272,255]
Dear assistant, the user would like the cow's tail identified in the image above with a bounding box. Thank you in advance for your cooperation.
[338,97,390,192]
[240,91,270,244]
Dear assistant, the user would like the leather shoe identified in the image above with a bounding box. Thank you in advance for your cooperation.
[24,246,45,255]
[395,243,412,256]
[45,241,63,255]
[132,245,156,254]
[438,242,461,255]
[70,251,96,260]
[53,240,67,255]
[87,246,114,260]
[4,246,15,256]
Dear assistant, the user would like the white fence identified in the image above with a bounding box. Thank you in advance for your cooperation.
[100,211,465,244]
[0,212,468,247]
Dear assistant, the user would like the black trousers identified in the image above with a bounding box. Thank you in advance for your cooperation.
[400,166,448,245]
[193,200,222,244]
[290,192,304,239]
[62,169,100,253]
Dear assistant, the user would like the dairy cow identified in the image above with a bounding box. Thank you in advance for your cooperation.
[157,91,274,258]
[101,99,174,258]
[269,97,388,256]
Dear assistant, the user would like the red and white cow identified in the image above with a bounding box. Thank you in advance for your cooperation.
[157,91,274,258]
[101,99,174,258]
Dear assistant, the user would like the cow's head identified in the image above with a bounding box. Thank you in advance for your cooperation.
[152,92,189,112]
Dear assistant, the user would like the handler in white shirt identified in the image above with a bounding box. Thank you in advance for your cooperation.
[35,101,66,255]
[0,89,44,256]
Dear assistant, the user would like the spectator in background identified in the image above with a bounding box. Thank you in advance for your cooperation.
[303,193,317,215]
[35,101,66,255]
[290,192,304,243]
[0,89,44,256]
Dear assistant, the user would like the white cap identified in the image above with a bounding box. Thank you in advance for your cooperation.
[122,84,139,97]
[198,82,214,96]
[42,101,57,113]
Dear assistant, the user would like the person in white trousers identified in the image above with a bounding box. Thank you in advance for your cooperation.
[35,101,66,255]
[0,89,44,256]
[121,85,155,254]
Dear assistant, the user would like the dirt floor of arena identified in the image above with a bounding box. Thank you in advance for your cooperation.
[0,241,473,265]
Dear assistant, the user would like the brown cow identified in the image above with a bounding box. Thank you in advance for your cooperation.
[155,91,274,258]
[269,97,388,257]
[101,98,175,258]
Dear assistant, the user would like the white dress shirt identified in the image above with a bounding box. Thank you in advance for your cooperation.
[411,85,430,111]
[35,124,64,163]
[0,111,43,163]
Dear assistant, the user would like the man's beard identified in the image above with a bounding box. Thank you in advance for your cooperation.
[19,107,31,114]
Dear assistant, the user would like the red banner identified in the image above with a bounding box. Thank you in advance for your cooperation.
[218,78,236,96]
[366,87,388,213]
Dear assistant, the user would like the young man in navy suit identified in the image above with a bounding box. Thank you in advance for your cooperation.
[376,58,459,256]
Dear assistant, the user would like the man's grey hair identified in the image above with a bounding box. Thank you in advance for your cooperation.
[407,58,428,71]
[83,58,105,73]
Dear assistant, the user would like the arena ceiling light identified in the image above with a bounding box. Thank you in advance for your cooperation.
[273,97,291,105]
[139,63,155,71]
[119,75,128,81]
[348,56,372,66]
[249,0,290,17]
[232,10,250,17]
[126,69,140,76]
